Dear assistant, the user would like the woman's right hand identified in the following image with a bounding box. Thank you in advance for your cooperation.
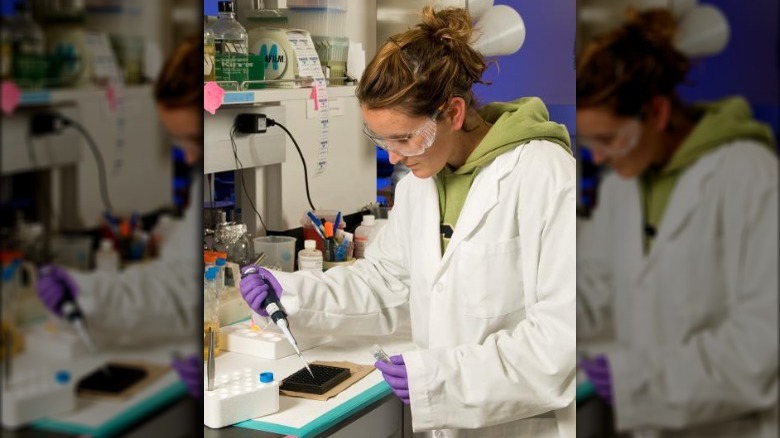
[239,266,284,316]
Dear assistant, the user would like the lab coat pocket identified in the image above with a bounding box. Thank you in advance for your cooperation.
[453,236,524,319]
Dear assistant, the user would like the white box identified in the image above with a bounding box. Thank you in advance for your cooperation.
[1,370,77,429]
[222,320,330,360]
[204,369,280,428]
[25,323,88,361]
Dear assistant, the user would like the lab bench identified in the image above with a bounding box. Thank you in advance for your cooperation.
[204,334,416,438]
[1,321,199,438]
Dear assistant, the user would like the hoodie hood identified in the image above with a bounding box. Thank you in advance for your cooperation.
[663,96,775,175]
[641,96,775,253]
[435,97,571,253]
[455,97,572,175]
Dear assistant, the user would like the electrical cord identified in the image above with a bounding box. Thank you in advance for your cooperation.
[268,119,316,212]
[58,116,114,213]
[25,127,38,167]
[229,125,269,232]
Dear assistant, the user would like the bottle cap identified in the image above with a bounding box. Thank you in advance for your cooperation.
[215,258,226,266]
[55,370,71,385]
[204,252,217,265]
[259,372,274,383]
[218,1,234,13]
[205,267,217,281]
[100,238,114,251]
[304,239,316,250]
[362,215,375,226]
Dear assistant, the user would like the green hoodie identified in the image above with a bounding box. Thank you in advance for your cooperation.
[435,97,571,252]
[641,96,775,252]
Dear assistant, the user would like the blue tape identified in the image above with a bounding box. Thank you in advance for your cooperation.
[32,381,188,437]
[235,381,393,438]
[223,92,255,104]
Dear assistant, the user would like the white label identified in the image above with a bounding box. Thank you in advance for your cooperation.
[299,255,323,271]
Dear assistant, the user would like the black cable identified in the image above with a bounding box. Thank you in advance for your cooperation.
[271,121,316,212]
[59,116,114,213]
[229,126,269,232]
[207,172,216,227]
[25,126,38,167]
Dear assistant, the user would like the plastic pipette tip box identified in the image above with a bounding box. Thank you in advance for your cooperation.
[204,368,280,429]
[221,320,330,360]
[280,364,350,395]
[25,323,88,361]
[1,370,76,429]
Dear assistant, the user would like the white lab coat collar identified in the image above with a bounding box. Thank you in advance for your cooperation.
[414,146,520,286]
[638,155,715,283]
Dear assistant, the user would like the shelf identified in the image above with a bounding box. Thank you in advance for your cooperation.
[218,85,357,107]
[17,84,154,108]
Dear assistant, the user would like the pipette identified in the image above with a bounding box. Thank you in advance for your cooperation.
[241,266,314,378]
[41,266,109,376]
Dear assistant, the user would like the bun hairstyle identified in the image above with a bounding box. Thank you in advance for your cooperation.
[357,6,488,117]
[576,8,691,116]
[154,35,202,109]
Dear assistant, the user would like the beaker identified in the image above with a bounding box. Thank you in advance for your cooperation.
[253,236,296,272]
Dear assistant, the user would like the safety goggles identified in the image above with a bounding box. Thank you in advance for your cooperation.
[578,118,642,158]
[362,105,445,157]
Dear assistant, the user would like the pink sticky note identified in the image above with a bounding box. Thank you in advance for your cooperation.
[310,86,319,111]
[204,82,225,115]
[1,80,22,115]
[105,84,117,111]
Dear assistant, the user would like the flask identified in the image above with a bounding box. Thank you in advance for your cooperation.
[353,215,375,259]
[212,1,248,90]
[298,239,323,272]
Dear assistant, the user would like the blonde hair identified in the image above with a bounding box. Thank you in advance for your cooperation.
[577,8,690,116]
[357,6,488,117]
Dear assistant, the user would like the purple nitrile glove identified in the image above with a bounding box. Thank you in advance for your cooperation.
[172,354,202,400]
[579,354,613,405]
[37,265,79,317]
[375,355,410,405]
[239,266,284,317]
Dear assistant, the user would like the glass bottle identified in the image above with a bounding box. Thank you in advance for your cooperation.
[212,1,248,90]
[204,15,215,82]
[7,2,46,89]
[204,267,220,360]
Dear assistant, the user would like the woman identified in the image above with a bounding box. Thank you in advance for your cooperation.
[240,7,576,437]
[576,9,777,437]
[37,36,203,397]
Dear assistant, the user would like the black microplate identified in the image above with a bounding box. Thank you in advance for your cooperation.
[76,364,148,395]
[280,364,351,395]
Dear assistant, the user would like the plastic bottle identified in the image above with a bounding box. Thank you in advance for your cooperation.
[353,215,376,259]
[215,256,226,291]
[0,16,11,80]
[212,1,248,90]
[95,238,119,273]
[298,239,323,272]
[7,2,46,89]
[204,15,215,82]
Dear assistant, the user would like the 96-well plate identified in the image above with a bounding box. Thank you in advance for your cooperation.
[280,364,351,395]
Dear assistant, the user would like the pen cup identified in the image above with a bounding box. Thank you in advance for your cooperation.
[300,210,344,252]
[323,258,356,271]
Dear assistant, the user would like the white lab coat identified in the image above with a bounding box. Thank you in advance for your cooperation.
[273,140,577,437]
[66,175,202,346]
[577,141,778,437]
